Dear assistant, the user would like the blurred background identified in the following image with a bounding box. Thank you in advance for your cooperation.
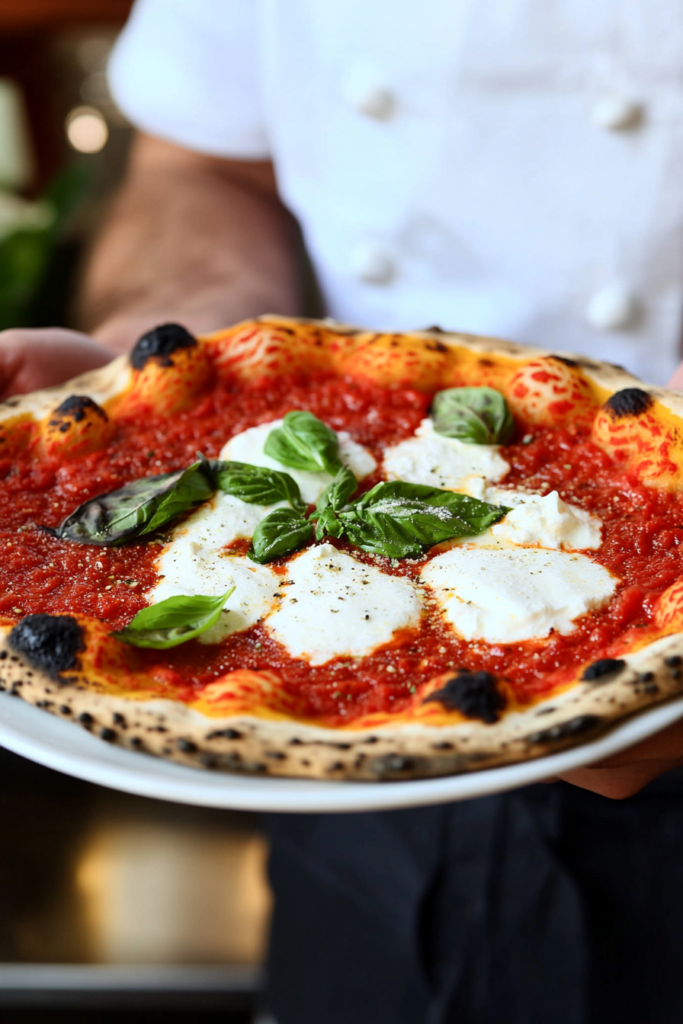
[0,3,272,1021]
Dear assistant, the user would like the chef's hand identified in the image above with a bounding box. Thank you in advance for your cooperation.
[0,328,114,399]
[554,717,683,798]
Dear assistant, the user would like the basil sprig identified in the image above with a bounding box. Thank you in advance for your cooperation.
[431,387,514,445]
[338,482,510,558]
[311,466,357,540]
[248,479,509,563]
[112,587,235,648]
[248,508,314,564]
[209,460,304,512]
[48,461,215,546]
[264,411,343,474]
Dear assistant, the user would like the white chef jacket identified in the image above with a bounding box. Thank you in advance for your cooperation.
[108,0,683,385]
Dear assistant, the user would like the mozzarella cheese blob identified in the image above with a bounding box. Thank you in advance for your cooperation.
[421,545,617,644]
[266,544,421,665]
[150,491,281,643]
[383,418,509,491]
[220,419,376,504]
[491,491,602,550]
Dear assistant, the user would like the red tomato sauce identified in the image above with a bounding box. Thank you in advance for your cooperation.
[1,372,683,725]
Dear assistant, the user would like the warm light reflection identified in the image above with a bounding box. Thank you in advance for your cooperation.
[65,106,109,153]
[76,820,272,964]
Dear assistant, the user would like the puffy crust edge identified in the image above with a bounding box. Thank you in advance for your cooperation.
[2,630,683,781]
[1,317,683,781]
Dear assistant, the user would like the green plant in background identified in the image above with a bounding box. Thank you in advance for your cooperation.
[0,165,88,331]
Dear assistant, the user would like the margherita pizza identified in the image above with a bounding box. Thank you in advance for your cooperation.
[1,316,683,781]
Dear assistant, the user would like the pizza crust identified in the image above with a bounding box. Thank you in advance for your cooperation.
[2,316,683,781]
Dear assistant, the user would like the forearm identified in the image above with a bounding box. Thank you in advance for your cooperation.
[78,134,303,355]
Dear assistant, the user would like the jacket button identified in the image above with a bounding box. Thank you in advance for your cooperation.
[350,241,395,284]
[590,95,643,131]
[585,284,638,331]
[343,67,395,120]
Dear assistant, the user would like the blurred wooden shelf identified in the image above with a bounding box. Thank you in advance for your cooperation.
[0,0,133,31]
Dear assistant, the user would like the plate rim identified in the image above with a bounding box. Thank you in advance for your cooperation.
[2,692,683,812]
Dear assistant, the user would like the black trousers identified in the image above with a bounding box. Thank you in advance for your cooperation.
[266,768,683,1024]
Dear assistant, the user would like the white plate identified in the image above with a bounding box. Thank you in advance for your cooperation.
[2,692,683,812]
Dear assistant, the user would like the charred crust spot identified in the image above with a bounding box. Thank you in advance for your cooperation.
[425,340,448,353]
[550,354,579,367]
[670,668,682,681]
[100,727,116,743]
[130,323,197,369]
[78,712,93,728]
[431,741,454,750]
[527,714,603,746]
[52,395,108,424]
[424,670,506,724]
[200,754,217,769]
[36,700,52,709]
[422,324,445,333]
[9,615,84,679]
[207,728,242,740]
[0,651,6,660]
[60,705,71,715]
[639,672,654,682]
[288,738,303,746]
[328,762,344,772]
[363,736,379,744]
[604,388,653,419]
[371,754,415,776]
[665,655,682,668]
[177,738,197,754]
[112,712,127,728]
[582,658,626,682]
[266,750,286,760]
[129,737,143,749]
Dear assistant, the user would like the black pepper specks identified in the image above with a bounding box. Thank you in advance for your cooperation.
[8,615,84,679]
[581,658,626,682]
[424,670,506,724]
[604,388,653,419]
[130,323,197,369]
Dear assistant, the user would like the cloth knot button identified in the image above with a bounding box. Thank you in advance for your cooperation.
[590,95,643,131]
[350,241,395,285]
[342,67,395,120]
[585,284,638,332]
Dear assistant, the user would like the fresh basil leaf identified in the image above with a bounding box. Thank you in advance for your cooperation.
[248,508,313,564]
[431,387,514,445]
[314,466,358,514]
[112,587,235,649]
[209,460,304,511]
[339,481,510,557]
[264,411,342,474]
[141,462,215,534]
[313,507,345,542]
[352,481,508,533]
[49,461,214,546]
